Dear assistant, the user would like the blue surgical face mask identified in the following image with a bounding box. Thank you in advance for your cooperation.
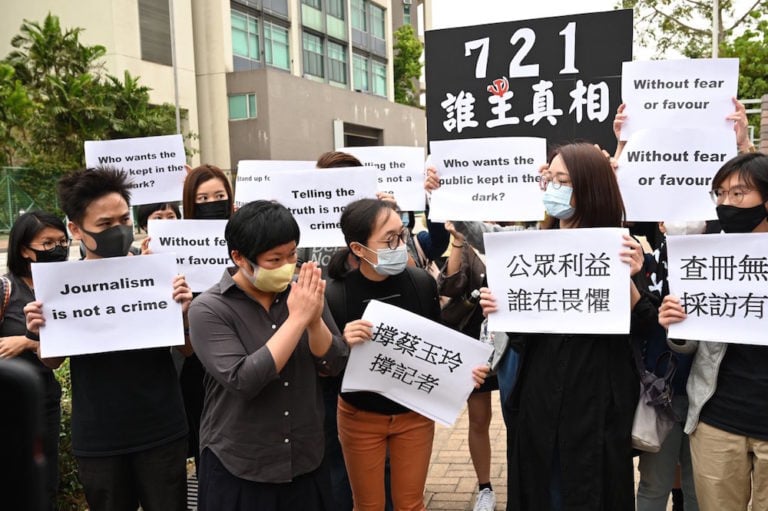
[362,244,408,276]
[543,185,575,220]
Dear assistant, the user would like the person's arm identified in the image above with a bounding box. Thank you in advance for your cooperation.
[0,336,38,358]
[728,97,755,153]
[23,301,65,369]
[437,225,470,298]
[309,303,348,377]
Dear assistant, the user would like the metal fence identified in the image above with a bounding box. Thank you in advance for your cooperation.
[0,167,58,232]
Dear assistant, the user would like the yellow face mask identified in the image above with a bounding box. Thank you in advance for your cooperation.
[245,259,296,293]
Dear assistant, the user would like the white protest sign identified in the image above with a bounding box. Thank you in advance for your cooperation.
[341,300,493,426]
[234,160,315,207]
[617,128,733,221]
[620,58,738,141]
[84,135,187,205]
[429,137,546,222]
[148,219,229,292]
[32,253,184,358]
[484,228,631,334]
[667,233,768,345]
[338,146,426,211]
[268,167,378,248]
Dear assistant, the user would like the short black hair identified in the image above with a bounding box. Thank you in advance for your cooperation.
[711,152,768,201]
[7,211,68,278]
[137,202,182,230]
[57,167,131,225]
[225,201,300,261]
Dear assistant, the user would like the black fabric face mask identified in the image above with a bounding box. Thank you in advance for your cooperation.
[716,203,768,233]
[81,224,134,258]
[195,200,231,220]
[30,245,69,263]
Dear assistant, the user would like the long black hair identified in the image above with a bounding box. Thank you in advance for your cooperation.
[7,211,68,278]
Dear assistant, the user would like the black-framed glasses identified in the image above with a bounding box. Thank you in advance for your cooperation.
[710,187,753,205]
[376,229,410,250]
[29,239,71,252]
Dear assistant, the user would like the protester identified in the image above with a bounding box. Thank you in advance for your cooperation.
[325,198,487,511]
[178,163,234,472]
[438,221,498,511]
[659,152,768,511]
[24,168,191,511]
[137,202,181,230]
[188,200,347,511]
[478,143,653,510]
[0,211,69,510]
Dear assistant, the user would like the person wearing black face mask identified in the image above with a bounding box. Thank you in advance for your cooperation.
[1,210,69,510]
[660,152,768,511]
[25,168,192,511]
[179,164,234,476]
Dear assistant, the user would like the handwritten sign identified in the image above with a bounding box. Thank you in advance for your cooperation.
[617,128,732,221]
[268,167,378,248]
[620,58,738,140]
[234,160,315,207]
[484,228,631,334]
[667,233,768,345]
[148,219,229,292]
[425,10,633,151]
[341,300,493,426]
[31,253,184,358]
[84,135,187,206]
[429,137,546,221]
[337,146,426,211]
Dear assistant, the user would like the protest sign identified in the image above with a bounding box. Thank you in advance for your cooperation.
[148,219,229,292]
[268,167,378,247]
[483,228,631,334]
[234,160,315,207]
[667,233,768,345]
[620,58,738,141]
[429,137,546,221]
[337,146,426,211]
[425,10,632,151]
[32,253,184,358]
[617,128,733,221]
[341,300,494,426]
[84,135,187,205]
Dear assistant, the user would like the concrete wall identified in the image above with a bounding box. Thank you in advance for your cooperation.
[227,67,425,164]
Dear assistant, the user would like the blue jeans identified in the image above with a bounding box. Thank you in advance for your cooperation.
[636,395,699,511]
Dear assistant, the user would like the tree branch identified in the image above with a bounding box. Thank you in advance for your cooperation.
[652,6,709,34]
[724,0,762,32]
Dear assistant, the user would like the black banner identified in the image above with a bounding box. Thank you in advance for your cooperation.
[425,10,633,153]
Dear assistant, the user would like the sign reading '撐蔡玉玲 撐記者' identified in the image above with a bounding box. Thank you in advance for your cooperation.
[425,9,633,152]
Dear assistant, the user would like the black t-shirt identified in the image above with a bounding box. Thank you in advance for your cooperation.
[70,347,188,456]
[700,344,768,440]
[330,268,441,415]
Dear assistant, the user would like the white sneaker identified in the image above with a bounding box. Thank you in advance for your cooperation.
[473,488,496,511]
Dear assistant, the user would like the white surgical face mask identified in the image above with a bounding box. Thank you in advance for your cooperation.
[663,221,707,236]
[362,244,408,276]
[542,185,575,220]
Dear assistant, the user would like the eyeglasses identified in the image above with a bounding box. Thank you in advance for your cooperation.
[29,239,71,252]
[376,229,410,250]
[547,177,572,190]
[710,186,753,205]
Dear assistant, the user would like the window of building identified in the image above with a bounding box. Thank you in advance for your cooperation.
[372,59,386,97]
[353,53,369,92]
[328,41,347,85]
[351,0,366,31]
[303,32,324,78]
[229,93,257,120]
[231,10,259,61]
[403,3,411,25]
[301,0,321,8]
[264,22,290,70]
[328,0,345,19]
[370,4,385,39]
[138,0,172,66]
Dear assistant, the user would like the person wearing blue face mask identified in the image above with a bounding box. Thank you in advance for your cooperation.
[325,198,488,511]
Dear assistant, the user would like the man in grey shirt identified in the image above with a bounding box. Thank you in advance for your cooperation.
[189,200,348,511]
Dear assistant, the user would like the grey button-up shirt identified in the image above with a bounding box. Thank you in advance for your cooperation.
[189,268,348,483]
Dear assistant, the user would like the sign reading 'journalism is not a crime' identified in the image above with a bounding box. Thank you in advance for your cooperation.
[425,9,633,151]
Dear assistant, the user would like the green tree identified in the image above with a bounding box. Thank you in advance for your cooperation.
[393,24,423,107]
[620,0,768,58]
[0,63,33,166]
[720,20,768,133]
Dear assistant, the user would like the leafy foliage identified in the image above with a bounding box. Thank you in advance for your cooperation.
[720,20,768,133]
[393,25,423,107]
[54,359,88,510]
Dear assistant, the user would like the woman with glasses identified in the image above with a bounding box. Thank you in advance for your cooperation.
[660,151,768,511]
[326,198,486,511]
[0,211,70,510]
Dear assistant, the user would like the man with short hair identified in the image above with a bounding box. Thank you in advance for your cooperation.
[25,167,191,511]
